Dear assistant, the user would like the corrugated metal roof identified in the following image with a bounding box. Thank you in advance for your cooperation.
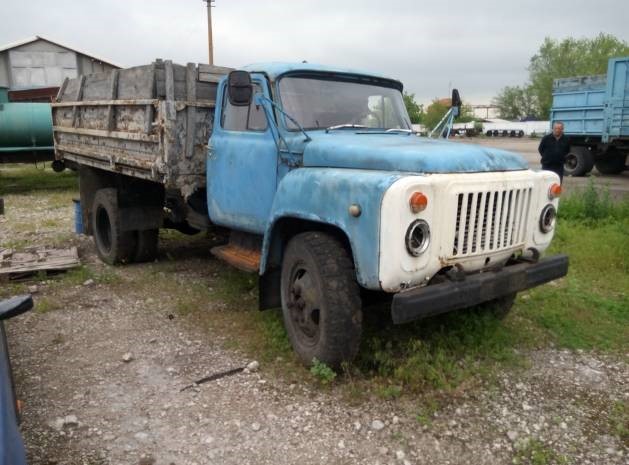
[0,35,122,68]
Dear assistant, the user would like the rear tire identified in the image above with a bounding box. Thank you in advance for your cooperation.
[280,232,362,368]
[564,146,594,177]
[134,229,159,262]
[92,188,136,265]
[595,149,626,175]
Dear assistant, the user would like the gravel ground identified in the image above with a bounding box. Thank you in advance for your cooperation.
[1,187,627,465]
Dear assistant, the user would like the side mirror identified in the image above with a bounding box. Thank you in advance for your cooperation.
[451,88,462,116]
[227,70,253,107]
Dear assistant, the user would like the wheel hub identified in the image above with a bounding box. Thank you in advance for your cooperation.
[565,154,577,170]
[288,268,321,343]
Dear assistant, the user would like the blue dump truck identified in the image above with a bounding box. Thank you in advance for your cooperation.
[52,60,568,366]
[550,57,629,176]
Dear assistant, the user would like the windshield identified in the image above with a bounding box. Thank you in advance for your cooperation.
[278,76,411,131]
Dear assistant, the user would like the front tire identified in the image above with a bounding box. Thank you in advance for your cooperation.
[92,188,137,265]
[280,232,362,368]
[484,292,516,319]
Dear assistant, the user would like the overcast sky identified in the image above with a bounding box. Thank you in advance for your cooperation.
[2,0,628,105]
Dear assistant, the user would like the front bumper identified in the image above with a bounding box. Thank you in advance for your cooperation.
[391,255,569,324]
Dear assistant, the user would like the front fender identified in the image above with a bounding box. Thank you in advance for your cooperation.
[261,168,402,289]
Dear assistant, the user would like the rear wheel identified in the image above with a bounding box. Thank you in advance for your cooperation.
[134,229,159,262]
[595,149,626,175]
[564,146,594,177]
[92,188,136,265]
[280,232,362,368]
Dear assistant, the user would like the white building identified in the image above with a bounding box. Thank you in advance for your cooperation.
[0,35,119,100]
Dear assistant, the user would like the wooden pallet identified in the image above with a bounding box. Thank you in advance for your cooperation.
[0,247,80,280]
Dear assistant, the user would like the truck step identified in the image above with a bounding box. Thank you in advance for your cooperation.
[211,244,260,273]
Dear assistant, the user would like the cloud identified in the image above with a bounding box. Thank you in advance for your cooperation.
[1,0,627,104]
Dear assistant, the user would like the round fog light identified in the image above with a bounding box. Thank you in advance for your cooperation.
[405,220,430,256]
[539,204,557,233]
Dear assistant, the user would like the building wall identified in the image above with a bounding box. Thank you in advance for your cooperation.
[0,55,9,88]
[0,38,117,90]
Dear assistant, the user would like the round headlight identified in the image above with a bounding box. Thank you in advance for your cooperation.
[405,220,430,256]
[539,204,557,233]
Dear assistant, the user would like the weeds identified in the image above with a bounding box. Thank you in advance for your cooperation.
[310,358,337,385]
[513,438,568,465]
[609,400,628,447]
[558,179,629,222]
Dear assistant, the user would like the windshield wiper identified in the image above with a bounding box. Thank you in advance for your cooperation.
[385,128,414,134]
[325,124,368,133]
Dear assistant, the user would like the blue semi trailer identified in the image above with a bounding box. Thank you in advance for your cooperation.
[550,56,629,176]
[52,60,568,366]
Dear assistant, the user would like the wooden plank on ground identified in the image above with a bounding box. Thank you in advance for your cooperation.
[0,247,80,280]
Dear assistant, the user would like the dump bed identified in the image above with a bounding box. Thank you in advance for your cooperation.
[550,57,629,143]
[52,60,232,197]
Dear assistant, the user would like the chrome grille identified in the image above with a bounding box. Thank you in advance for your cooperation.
[451,188,532,257]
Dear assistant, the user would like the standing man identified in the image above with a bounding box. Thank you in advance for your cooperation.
[538,121,570,182]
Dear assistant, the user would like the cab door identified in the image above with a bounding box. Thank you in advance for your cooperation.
[207,74,277,234]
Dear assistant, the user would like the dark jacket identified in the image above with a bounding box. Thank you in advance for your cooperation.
[538,134,570,166]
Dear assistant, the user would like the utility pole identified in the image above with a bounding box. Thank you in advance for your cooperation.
[203,0,215,65]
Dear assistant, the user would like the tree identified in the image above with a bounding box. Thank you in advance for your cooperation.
[529,34,629,117]
[423,99,450,130]
[423,99,475,130]
[403,92,424,124]
[492,85,539,120]
[493,33,629,120]
[456,103,476,123]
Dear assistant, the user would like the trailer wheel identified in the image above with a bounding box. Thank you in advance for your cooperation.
[517,130,524,138]
[92,188,137,265]
[134,229,159,262]
[280,231,362,368]
[564,146,594,177]
[595,149,626,175]
[485,130,492,137]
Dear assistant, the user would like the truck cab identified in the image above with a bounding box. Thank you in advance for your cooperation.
[206,63,568,366]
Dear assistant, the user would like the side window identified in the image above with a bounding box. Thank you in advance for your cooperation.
[221,82,268,131]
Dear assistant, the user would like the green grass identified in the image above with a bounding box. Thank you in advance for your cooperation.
[513,438,568,465]
[0,163,77,196]
[609,400,629,447]
[310,358,337,385]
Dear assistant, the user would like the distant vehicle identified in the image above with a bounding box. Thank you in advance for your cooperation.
[0,294,32,465]
[550,56,629,176]
[52,61,568,367]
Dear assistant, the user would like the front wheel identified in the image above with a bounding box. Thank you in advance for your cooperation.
[484,292,516,319]
[280,232,362,368]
